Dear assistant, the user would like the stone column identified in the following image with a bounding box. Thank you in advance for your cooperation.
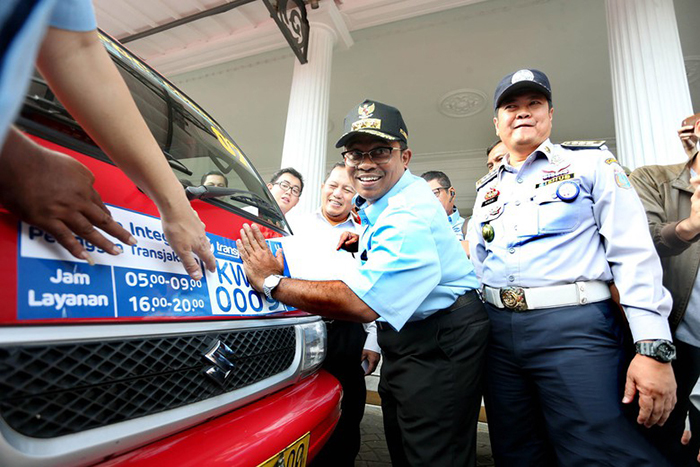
[605,0,693,168]
[280,1,352,214]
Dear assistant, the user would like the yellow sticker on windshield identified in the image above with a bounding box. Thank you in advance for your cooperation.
[211,126,249,169]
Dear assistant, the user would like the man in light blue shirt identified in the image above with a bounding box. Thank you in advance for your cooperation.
[238,99,489,466]
[287,162,379,467]
[468,68,675,466]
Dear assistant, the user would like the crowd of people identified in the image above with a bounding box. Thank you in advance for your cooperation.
[3,1,700,467]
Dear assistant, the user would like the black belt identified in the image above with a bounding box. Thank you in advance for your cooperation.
[376,290,477,331]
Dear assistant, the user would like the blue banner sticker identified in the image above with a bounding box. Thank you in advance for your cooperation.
[113,267,211,317]
[18,258,114,320]
[211,236,243,264]
[17,205,293,320]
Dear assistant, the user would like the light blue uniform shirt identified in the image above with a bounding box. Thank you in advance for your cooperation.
[341,170,479,331]
[0,0,96,148]
[468,139,672,342]
[448,207,466,241]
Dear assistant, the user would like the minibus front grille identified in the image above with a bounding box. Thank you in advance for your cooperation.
[0,326,296,438]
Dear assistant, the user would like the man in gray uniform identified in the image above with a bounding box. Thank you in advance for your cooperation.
[468,68,676,466]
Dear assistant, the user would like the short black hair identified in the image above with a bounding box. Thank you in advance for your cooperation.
[201,170,228,187]
[270,167,304,194]
[420,170,451,188]
[325,162,346,183]
[486,139,503,157]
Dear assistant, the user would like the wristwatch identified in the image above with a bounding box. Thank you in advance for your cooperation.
[262,275,284,300]
[635,340,677,363]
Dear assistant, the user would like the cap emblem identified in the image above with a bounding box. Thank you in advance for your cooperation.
[358,103,375,118]
[511,69,535,84]
[351,118,381,131]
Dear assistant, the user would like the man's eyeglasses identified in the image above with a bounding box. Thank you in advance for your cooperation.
[341,147,401,167]
[273,180,301,197]
[432,187,449,197]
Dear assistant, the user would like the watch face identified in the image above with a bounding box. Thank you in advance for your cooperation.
[657,342,676,361]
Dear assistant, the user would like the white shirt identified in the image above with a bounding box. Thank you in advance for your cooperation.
[288,209,380,353]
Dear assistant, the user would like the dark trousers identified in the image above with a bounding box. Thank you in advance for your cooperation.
[647,339,700,466]
[311,320,367,467]
[377,291,489,466]
[484,300,671,467]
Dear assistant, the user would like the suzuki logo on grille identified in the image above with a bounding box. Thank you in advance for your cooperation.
[203,340,236,387]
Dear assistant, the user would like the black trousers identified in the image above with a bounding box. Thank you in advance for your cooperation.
[311,320,367,467]
[377,291,489,466]
[484,300,671,467]
[646,339,700,466]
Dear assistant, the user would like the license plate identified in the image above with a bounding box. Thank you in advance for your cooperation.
[257,433,310,467]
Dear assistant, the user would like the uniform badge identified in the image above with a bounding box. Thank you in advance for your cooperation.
[605,157,620,166]
[358,103,375,118]
[351,118,381,131]
[614,169,632,189]
[481,187,500,207]
[556,181,580,202]
[482,223,495,242]
[550,153,564,165]
[535,173,574,188]
[488,205,503,218]
[542,164,571,181]
[512,69,535,83]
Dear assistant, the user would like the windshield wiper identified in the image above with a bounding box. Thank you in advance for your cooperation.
[163,150,193,175]
[26,95,74,119]
[185,185,279,215]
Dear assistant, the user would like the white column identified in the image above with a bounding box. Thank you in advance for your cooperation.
[280,2,352,214]
[605,0,693,169]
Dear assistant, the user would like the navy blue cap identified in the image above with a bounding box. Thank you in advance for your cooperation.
[493,69,552,110]
[335,99,408,148]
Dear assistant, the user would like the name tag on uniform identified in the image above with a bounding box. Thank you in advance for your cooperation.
[481,187,500,207]
[535,173,574,188]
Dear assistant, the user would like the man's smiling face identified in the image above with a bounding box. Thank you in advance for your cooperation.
[494,92,553,153]
[345,134,411,203]
[321,166,355,223]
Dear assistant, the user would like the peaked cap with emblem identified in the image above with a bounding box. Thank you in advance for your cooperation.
[493,69,552,110]
[335,99,409,148]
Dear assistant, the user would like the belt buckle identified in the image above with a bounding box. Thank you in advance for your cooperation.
[499,287,528,311]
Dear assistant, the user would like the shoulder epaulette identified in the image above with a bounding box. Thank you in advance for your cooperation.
[475,170,497,191]
[561,140,606,150]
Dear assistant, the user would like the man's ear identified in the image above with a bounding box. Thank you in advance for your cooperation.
[266,183,273,190]
[401,148,412,168]
[450,188,456,199]
[493,116,500,136]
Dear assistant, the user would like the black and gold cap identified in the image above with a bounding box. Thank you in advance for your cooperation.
[335,99,409,148]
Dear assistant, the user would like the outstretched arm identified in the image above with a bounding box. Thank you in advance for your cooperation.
[35,28,215,279]
[237,224,379,323]
[0,127,135,262]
